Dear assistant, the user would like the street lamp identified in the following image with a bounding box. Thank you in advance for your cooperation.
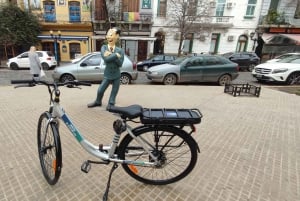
[250,29,259,52]
[50,30,61,66]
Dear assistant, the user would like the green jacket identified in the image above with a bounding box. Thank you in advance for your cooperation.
[101,45,124,80]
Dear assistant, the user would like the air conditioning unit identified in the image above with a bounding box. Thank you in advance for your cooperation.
[199,35,206,41]
[227,35,234,41]
[174,33,180,40]
[210,1,216,8]
[227,2,233,8]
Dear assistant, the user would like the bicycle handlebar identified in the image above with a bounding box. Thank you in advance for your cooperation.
[11,79,92,88]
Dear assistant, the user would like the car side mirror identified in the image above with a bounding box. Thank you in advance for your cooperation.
[80,62,87,67]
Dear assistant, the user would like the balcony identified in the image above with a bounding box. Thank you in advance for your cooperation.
[93,12,153,35]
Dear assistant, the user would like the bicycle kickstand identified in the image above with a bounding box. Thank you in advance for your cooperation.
[102,162,119,201]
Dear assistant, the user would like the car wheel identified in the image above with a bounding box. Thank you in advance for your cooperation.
[120,73,131,85]
[247,64,256,72]
[286,72,300,85]
[41,63,50,70]
[163,74,177,85]
[143,65,149,71]
[60,74,75,83]
[218,74,232,86]
[10,63,19,70]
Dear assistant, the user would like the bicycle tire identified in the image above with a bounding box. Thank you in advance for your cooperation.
[37,112,62,185]
[118,125,198,185]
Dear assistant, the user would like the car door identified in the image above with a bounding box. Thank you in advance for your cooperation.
[229,53,243,66]
[76,54,104,81]
[200,56,227,82]
[18,52,30,68]
[180,57,204,82]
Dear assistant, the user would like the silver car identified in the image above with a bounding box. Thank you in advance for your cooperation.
[52,52,138,84]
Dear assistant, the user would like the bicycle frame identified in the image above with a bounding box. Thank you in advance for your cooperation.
[49,101,158,166]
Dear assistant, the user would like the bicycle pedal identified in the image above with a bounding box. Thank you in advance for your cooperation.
[81,161,91,173]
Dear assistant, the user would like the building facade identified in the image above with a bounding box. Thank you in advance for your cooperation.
[1,0,299,62]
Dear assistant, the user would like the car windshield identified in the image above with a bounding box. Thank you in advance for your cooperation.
[221,52,233,58]
[169,57,188,65]
[278,55,300,63]
[73,53,93,63]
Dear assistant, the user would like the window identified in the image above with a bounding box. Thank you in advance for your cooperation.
[69,43,81,59]
[44,1,56,22]
[245,0,257,17]
[295,0,300,19]
[206,57,218,65]
[216,0,225,16]
[84,55,101,66]
[69,1,80,22]
[153,55,164,61]
[158,0,167,17]
[187,0,198,16]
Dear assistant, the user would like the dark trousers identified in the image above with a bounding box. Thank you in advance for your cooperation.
[95,78,120,105]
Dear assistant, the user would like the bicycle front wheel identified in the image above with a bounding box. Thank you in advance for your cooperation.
[37,112,62,185]
[118,126,198,185]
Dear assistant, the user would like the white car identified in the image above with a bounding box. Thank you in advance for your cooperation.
[7,51,57,70]
[252,55,300,84]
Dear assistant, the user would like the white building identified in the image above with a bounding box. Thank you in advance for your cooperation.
[149,0,263,56]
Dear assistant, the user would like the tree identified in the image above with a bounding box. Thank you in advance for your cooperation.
[0,3,40,59]
[167,0,211,56]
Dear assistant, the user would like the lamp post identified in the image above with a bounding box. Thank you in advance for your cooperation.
[50,30,61,66]
[250,30,258,52]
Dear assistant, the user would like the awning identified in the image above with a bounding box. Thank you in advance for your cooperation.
[91,35,156,41]
[38,35,89,41]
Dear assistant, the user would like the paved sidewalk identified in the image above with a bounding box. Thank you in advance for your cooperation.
[0,84,299,201]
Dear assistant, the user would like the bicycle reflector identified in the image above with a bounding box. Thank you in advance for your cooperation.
[128,164,138,175]
[52,159,57,172]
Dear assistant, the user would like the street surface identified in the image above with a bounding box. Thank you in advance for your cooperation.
[0,80,299,201]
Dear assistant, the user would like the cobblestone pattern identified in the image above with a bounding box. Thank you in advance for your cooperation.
[0,84,299,201]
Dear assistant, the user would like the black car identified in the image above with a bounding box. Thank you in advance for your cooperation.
[137,54,177,71]
[222,52,260,71]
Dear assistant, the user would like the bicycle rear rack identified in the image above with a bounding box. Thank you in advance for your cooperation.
[224,83,261,97]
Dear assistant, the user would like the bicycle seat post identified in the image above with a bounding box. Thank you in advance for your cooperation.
[108,119,126,158]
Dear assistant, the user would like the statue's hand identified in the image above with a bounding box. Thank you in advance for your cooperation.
[104,50,111,57]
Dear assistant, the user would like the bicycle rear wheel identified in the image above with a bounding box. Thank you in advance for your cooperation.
[118,126,198,185]
[37,112,62,185]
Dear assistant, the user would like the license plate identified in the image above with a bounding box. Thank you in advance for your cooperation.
[256,74,262,78]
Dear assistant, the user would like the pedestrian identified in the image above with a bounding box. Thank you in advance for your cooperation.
[87,27,124,109]
[28,46,42,79]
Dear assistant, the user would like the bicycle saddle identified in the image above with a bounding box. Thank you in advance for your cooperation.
[108,104,143,119]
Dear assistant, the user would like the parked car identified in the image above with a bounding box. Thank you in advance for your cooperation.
[252,55,300,85]
[146,55,239,85]
[266,52,300,63]
[7,51,57,70]
[222,52,260,72]
[52,52,138,84]
[137,54,177,71]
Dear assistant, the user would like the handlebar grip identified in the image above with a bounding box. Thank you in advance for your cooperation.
[11,79,34,84]
[78,82,92,86]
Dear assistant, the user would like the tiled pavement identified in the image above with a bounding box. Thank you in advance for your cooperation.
[0,83,299,201]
